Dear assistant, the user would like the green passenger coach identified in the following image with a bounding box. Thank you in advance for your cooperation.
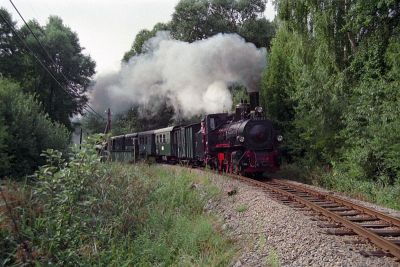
[138,130,155,159]
[154,126,180,162]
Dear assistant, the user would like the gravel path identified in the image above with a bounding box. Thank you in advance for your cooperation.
[183,168,400,267]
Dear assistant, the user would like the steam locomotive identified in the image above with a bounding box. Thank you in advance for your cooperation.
[107,92,282,177]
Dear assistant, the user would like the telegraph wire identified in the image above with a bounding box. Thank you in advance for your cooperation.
[0,11,100,119]
[9,0,79,94]
[0,6,104,120]
[8,0,104,119]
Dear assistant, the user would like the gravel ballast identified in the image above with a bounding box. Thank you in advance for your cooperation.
[175,167,400,267]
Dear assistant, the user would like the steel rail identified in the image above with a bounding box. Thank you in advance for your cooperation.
[227,174,400,259]
[271,179,400,228]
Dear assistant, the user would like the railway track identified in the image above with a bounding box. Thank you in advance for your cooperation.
[218,172,400,259]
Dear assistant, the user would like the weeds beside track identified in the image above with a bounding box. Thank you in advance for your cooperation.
[0,140,234,265]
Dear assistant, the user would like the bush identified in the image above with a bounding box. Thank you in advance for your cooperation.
[0,78,70,178]
[0,136,233,265]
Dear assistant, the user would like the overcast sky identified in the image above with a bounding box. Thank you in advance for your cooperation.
[3,0,276,76]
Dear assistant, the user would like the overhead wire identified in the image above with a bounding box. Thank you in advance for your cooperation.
[5,0,104,120]
[0,12,101,120]
[9,0,79,95]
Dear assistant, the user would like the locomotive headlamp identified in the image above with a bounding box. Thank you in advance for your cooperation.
[238,136,245,143]
[255,106,263,113]
[277,135,283,142]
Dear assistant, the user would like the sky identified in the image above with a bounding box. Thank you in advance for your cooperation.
[2,0,276,76]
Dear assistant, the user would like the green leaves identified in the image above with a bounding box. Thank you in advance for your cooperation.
[0,9,96,128]
[122,23,170,62]
[0,78,70,178]
[170,0,272,45]
[32,135,105,264]
[263,0,400,184]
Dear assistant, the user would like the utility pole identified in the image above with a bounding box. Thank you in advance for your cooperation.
[104,108,111,134]
[107,108,111,133]
[102,108,112,162]
[79,127,83,149]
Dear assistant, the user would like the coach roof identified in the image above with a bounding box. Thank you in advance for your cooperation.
[153,126,179,134]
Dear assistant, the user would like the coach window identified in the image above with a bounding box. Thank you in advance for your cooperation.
[162,134,165,143]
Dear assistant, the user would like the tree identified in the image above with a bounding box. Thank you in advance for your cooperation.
[261,0,400,184]
[339,1,400,183]
[239,17,276,48]
[20,16,96,127]
[0,9,96,128]
[0,8,25,79]
[170,0,213,42]
[0,78,70,178]
[122,23,170,62]
[170,0,273,47]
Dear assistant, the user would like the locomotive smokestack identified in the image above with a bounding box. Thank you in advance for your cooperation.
[249,92,259,110]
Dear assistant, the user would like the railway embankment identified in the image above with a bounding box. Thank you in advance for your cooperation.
[175,165,400,267]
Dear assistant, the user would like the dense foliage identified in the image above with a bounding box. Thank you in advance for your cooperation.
[261,1,400,186]
[0,8,95,127]
[0,78,70,178]
[0,8,95,178]
[0,137,233,265]
[170,0,275,47]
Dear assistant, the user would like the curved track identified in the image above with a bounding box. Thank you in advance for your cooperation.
[217,172,400,259]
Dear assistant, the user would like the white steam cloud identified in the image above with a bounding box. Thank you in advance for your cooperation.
[89,31,266,117]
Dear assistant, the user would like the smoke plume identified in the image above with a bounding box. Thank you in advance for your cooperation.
[89,31,266,117]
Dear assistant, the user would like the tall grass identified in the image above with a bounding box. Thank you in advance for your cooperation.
[320,172,400,210]
[277,163,400,210]
[0,136,234,265]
